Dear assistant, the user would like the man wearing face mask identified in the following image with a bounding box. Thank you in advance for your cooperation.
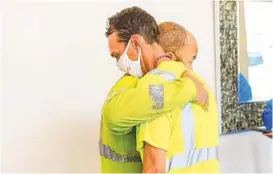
[100,7,210,173]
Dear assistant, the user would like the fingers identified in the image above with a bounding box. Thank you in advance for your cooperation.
[204,95,209,111]
[197,89,209,111]
[201,97,209,111]
[203,93,209,111]
[190,75,210,111]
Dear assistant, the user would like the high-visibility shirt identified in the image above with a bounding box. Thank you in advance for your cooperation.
[100,61,197,173]
[136,63,220,173]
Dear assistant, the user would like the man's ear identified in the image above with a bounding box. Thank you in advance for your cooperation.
[174,50,186,63]
[166,52,177,61]
[131,34,147,50]
[131,35,142,51]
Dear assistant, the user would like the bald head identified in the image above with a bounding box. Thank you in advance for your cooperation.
[158,22,198,69]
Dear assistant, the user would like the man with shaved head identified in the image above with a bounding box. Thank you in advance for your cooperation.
[159,22,198,69]
[137,22,219,172]
[101,6,219,173]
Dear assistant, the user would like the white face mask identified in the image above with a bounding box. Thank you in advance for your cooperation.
[117,39,143,77]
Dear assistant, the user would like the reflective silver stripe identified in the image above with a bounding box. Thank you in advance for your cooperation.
[188,147,217,165]
[149,69,177,81]
[166,104,218,170]
[149,84,164,110]
[99,140,141,163]
[181,104,195,150]
[149,69,177,110]
[167,147,217,170]
[99,117,141,163]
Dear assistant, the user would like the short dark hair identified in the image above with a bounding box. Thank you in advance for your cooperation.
[105,6,159,44]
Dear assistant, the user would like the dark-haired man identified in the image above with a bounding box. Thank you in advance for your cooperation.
[100,7,218,173]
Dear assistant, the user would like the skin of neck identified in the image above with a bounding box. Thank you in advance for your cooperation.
[143,43,167,73]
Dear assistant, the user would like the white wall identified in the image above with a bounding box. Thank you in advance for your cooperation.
[2,0,216,172]
[0,0,3,172]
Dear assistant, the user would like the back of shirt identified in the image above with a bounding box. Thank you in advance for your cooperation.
[167,103,219,173]
[136,62,220,173]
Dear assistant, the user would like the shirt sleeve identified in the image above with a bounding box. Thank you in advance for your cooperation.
[102,61,197,135]
[136,115,172,160]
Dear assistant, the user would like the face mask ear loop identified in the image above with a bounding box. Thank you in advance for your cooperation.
[123,39,131,56]
[137,46,142,63]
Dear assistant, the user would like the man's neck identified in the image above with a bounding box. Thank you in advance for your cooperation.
[150,43,168,68]
[143,43,168,74]
[151,43,166,60]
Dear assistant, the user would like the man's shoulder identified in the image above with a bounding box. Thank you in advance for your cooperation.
[155,61,185,78]
[105,74,138,102]
[111,74,138,90]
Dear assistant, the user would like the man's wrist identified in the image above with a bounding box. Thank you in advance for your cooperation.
[181,77,198,101]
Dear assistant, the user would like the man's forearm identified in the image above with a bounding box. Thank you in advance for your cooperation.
[102,77,197,135]
[143,143,166,173]
[102,61,203,135]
